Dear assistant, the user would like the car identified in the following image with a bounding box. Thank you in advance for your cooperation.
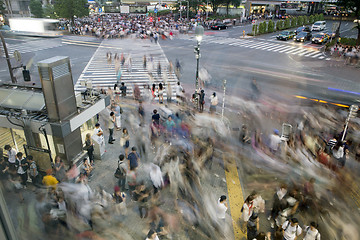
[293,31,312,42]
[311,33,329,44]
[210,23,228,30]
[311,21,326,31]
[325,31,336,38]
[295,26,311,34]
[276,30,296,40]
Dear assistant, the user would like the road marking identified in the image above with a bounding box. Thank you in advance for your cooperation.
[224,154,245,240]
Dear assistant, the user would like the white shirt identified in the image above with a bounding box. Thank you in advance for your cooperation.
[303,226,320,240]
[282,221,302,240]
[150,164,164,188]
[241,202,253,222]
[8,149,17,164]
[93,127,104,139]
[217,199,227,219]
[176,85,183,96]
[269,134,281,151]
[16,158,25,174]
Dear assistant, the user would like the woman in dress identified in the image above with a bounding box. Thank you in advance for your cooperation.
[121,128,130,157]
[84,133,94,165]
[54,156,66,182]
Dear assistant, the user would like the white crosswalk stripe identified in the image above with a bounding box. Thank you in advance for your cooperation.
[179,35,326,60]
[74,39,179,99]
[2,39,62,56]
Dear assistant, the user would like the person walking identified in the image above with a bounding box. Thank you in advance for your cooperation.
[217,195,228,221]
[120,82,127,97]
[157,61,162,77]
[210,92,218,114]
[158,83,164,104]
[166,82,172,104]
[4,145,17,172]
[27,155,40,187]
[116,154,127,191]
[15,152,28,188]
[127,147,140,171]
[108,112,116,144]
[303,222,320,240]
[150,163,164,194]
[112,102,122,131]
[175,82,183,104]
[282,218,302,240]
[199,89,205,112]
[121,128,130,157]
[84,133,94,165]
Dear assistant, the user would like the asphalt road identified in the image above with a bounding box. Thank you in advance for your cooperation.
[160,20,360,105]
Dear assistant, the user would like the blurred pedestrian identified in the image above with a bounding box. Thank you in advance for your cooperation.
[113,185,127,216]
[217,195,228,221]
[210,92,218,114]
[150,163,164,194]
[199,89,205,112]
[133,182,150,218]
[121,128,130,157]
[42,169,59,189]
[27,155,40,187]
[145,229,159,240]
[120,82,127,97]
[158,83,164,104]
[166,82,172,103]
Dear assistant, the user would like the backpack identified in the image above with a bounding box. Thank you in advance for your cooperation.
[114,161,126,179]
[284,221,299,235]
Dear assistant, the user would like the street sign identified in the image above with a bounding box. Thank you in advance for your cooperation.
[149,17,153,22]
[252,20,255,24]
[98,7,102,13]
[154,9,158,13]
[13,50,21,62]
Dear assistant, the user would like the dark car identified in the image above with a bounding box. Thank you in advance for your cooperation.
[276,30,295,40]
[210,23,228,30]
[293,31,312,42]
[311,33,330,44]
[295,26,311,34]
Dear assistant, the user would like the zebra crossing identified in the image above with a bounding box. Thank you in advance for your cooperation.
[74,39,179,98]
[1,38,63,56]
[178,35,329,60]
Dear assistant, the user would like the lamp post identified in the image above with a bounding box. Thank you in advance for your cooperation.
[194,24,204,89]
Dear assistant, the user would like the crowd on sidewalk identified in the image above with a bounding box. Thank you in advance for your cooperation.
[330,44,360,65]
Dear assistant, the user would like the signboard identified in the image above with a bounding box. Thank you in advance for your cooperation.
[98,7,102,13]
[120,6,130,14]
[280,3,300,10]
[252,19,255,24]
[154,9,158,13]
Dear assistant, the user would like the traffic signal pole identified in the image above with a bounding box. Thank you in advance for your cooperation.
[0,31,16,83]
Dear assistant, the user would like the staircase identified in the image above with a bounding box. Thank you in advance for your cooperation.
[0,127,26,154]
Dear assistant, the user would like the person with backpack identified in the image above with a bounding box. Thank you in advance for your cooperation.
[282,218,302,240]
[115,154,127,191]
[303,222,320,240]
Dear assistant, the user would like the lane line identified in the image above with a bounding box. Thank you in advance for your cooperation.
[224,154,245,240]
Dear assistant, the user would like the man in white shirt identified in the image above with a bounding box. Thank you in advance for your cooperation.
[4,145,17,170]
[303,222,320,240]
[269,129,282,152]
[217,195,228,220]
[175,82,183,104]
[282,218,302,240]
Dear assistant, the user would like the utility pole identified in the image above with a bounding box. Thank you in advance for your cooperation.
[0,32,16,83]
[341,105,358,142]
[221,79,227,121]
[187,0,189,21]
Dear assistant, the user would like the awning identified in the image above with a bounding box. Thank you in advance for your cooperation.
[0,88,45,112]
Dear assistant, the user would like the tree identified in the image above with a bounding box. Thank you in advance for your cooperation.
[44,4,56,18]
[291,17,297,28]
[309,15,314,24]
[54,0,88,24]
[29,0,44,18]
[284,18,290,29]
[276,20,284,30]
[337,0,360,44]
[209,0,223,14]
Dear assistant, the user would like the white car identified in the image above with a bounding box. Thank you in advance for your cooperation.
[311,21,326,31]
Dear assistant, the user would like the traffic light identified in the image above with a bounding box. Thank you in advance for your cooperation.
[162,4,167,7]
[22,66,31,82]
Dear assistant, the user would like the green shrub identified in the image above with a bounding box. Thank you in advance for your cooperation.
[340,38,357,46]
[297,16,304,26]
[259,22,265,34]
[319,13,324,21]
[291,17,297,28]
[303,15,308,25]
[276,20,284,30]
[268,20,274,33]
[309,15,314,24]
[314,14,319,22]
[284,18,291,29]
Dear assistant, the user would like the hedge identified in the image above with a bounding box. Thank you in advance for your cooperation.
[248,14,325,36]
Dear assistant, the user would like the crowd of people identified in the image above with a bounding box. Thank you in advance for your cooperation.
[60,14,195,40]
[330,44,360,65]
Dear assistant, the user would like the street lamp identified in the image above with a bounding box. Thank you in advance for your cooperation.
[194,24,204,89]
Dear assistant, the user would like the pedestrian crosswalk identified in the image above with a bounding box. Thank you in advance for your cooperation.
[178,35,329,60]
[1,38,62,56]
[74,39,179,98]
